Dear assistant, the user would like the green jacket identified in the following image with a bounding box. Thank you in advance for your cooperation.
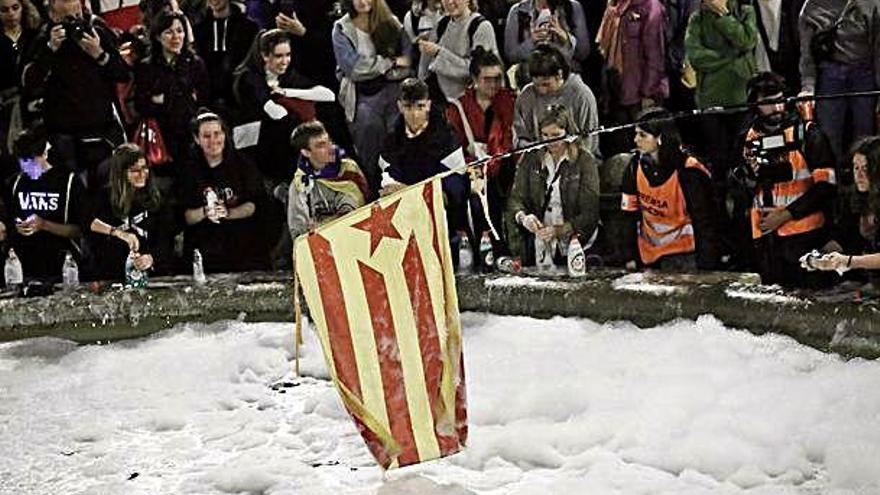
[685,1,758,108]
[505,147,600,265]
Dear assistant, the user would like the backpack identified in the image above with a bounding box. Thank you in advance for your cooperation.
[436,13,489,48]
[426,14,490,105]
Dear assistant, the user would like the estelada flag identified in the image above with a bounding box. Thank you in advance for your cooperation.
[294,177,467,469]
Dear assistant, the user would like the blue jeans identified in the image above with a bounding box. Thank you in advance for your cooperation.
[816,61,876,170]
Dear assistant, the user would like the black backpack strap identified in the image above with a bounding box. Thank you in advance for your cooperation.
[467,14,489,47]
[436,15,451,41]
[436,14,489,49]
[410,11,420,36]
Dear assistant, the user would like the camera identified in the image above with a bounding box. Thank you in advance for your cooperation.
[61,15,92,43]
[732,130,801,192]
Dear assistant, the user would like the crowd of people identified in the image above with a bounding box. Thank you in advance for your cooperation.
[0,0,879,292]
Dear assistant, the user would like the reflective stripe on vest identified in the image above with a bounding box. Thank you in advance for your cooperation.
[747,126,834,239]
[635,157,706,264]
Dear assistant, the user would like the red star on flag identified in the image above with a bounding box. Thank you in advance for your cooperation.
[353,200,403,256]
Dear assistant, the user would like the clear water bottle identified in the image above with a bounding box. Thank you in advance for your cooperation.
[62,251,79,290]
[567,234,586,277]
[124,252,148,289]
[457,233,473,273]
[535,237,555,271]
[479,231,494,273]
[192,249,206,286]
[4,248,23,292]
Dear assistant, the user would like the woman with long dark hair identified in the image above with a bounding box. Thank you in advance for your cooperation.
[233,28,334,183]
[134,10,209,166]
[332,0,410,196]
[0,0,40,167]
[620,107,720,271]
[810,137,880,273]
[87,143,166,280]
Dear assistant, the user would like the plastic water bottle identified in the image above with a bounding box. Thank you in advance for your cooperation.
[457,233,473,273]
[62,251,79,290]
[535,237,555,271]
[192,249,206,286]
[125,252,148,288]
[4,248,23,292]
[479,231,494,273]
[567,234,586,277]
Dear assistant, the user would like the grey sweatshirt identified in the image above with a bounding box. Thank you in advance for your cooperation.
[513,73,600,156]
[424,11,500,100]
[799,0,880,91]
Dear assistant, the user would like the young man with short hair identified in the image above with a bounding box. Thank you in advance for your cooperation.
[287,120,369,240]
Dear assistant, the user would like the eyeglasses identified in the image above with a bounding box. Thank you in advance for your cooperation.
[128,166,150,175]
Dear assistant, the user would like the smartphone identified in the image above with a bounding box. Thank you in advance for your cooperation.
[535,9,552,28]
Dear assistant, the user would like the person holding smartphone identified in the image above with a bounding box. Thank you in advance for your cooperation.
[4,128,83,283]
[504,0,590,72]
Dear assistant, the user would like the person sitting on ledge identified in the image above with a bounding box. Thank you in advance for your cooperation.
[5,128,83,283]
[620,108,720,272]
[86,143,170,281]
[506,104,600,267]
[181,111,269,273]
[287,120,369,241]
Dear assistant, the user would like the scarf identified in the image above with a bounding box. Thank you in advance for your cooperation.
[596,0,632,74]
[294,149,370,207]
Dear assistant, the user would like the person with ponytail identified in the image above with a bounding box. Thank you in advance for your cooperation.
[181,110,269,273]
[233,28,335,183]
[332,0,411,197]
[620,107,720,271]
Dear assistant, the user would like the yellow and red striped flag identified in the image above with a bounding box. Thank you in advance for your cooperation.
[294,177,467,469]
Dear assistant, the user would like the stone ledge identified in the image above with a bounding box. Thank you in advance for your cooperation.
[2,270,878,359]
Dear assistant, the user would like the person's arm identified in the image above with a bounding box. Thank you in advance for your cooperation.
[93,25,131,83]
[512,91,534,148]
[29,215,81,239]
[507,153,534,227]
[787,125,837,219]
[850,253,880,270]
[680,166,721,269]
[714,4,758,51]
[287,180,311,240]
[560,152,600,240]
[872,3,880,89]
[798,0,819,93]
[641,5,670,102]
[331,21,395,81]
[619,156,641,266]
[185,206,209,226]
[133,62,162,118]
[685,14,734,72]
[90,218,138,252]
[504,5,533,64]
[569,1,591,62]
[227,202,256,220]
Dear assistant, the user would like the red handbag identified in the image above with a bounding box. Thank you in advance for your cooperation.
[132,118,170,166]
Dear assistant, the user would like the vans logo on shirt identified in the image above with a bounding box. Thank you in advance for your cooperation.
[18,192,60,212]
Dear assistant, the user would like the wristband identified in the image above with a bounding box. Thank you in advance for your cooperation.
[847,255,853,268]
[109,227,117,236]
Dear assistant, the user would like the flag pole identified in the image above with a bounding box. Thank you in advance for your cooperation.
[293,260,303,377]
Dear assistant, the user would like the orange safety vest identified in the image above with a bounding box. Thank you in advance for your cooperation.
[622,156,710,265]
[746,124,835,239]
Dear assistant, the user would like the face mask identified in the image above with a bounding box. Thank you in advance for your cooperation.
[19,157,43,180]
